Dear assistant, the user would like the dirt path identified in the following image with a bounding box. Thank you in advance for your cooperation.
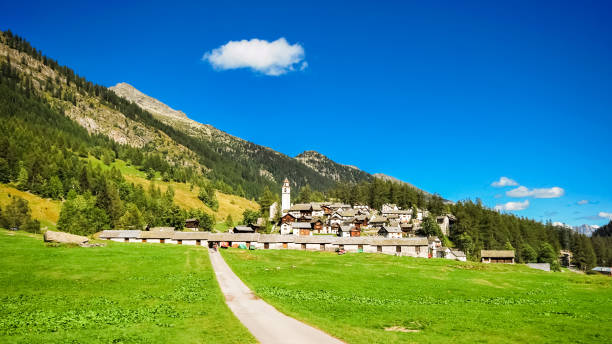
[209,250,345,344]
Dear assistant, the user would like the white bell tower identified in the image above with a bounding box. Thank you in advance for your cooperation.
[281,178,291,214]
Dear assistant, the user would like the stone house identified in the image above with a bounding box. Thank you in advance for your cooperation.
[378,225,402,239]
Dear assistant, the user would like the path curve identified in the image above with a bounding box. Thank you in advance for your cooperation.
[209,250,344,344]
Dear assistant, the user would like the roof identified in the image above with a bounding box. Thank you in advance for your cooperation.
[294,236,335,244]
[382,210,412,215]
[310,203,323,211]
[258,234,295,243]
[481,250,515,258]
[149,227,176,232]
[289,204,313,211]
[99,230,141,238]
[185,218,198,222]
[173,232,210,240]
[99,231,430,246]
[207,233,260,242]
[339,210,357,217]
[141,231,174,239]
[339,225,358,232]
[380,225,402,233]
[291,222,312,229]
[369,216,388,223]
[450,249,466,257]
[233,226,255,233]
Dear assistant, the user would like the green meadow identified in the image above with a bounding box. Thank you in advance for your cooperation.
[0,230,255,344]
[222,249,612,344]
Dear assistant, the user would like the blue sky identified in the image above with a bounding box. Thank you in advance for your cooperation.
[2,0,611,226]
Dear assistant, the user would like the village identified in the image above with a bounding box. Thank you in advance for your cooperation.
[100,179,526,265]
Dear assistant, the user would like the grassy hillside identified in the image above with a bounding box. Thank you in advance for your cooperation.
[0,229,255,343]
[88,156,259,223]
[0,184,60,229]
[223,249,612,344]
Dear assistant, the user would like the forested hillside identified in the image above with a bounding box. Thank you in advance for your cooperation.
[328,179,609,269]
[0,30,262,234]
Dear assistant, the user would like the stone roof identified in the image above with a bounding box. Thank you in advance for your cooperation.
[149,226,176,232]
[369,216,388,223]
[99,230,141,238]
[233,226,255,233]
[258,234,295,243]
[141,231,175,239]
[450,249,466,257]
[289,204,313,211]
[481,250,515,258]
[173,232,210,240]
[100,231,430,246]
[291,222,312,229]
[380,225,402,233]
[207,233,260,242]
[339,225,357,232]
[339,209,357,217]
[294,236,335,244]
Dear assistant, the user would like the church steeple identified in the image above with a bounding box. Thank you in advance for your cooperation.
[282,178,291,213]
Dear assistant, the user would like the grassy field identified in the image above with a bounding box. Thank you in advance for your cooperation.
[0,184,60,229]
[88,156,259,223]
[0,229,255,343]
[222,249,612,344]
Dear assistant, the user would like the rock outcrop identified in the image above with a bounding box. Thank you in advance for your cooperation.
[44,230,89,245]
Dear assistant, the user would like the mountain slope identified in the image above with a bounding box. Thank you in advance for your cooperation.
[295,150,372,184]
[109,83,372,192]
[373,173,431,196]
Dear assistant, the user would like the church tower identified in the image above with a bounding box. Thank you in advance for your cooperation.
[281,178,291,214]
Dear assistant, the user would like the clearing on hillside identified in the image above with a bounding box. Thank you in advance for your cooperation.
[222,249,612,344]
[0,184,60,229]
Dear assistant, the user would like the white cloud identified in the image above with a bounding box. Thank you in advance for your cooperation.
[599,212,612,220]
[506,186,564,198]
[203,38,306,76]
[577,200,589,205]
[495,200,530,211]
[491,177,518,187]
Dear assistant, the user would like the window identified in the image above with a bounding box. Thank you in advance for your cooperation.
[124,238,129,243]
[160,239,165,244]
[358,244,363,250]
[377,246,382,252]
[320,244,325,251]
[301,244,306,250]
[177,240,182,245]
[196,240,201,246]
[264,243,270,249]
[396,246,401,253]
[416,246,421,254]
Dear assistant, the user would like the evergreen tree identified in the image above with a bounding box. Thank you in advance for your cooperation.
[118,203,145,229]
[225,214,234,228]
[520,243,537,263]
[16,162,28,190]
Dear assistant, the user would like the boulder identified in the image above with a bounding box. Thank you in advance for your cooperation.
[44,230,89,245]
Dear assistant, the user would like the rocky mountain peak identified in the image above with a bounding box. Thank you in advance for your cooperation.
[109,82,188,120]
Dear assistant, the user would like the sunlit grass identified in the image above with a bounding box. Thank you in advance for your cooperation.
[223,249,612,344]
[0,230,255,343]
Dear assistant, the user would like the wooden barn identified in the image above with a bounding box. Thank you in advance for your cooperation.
[185,218,199,230]
[481,250,515,264]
